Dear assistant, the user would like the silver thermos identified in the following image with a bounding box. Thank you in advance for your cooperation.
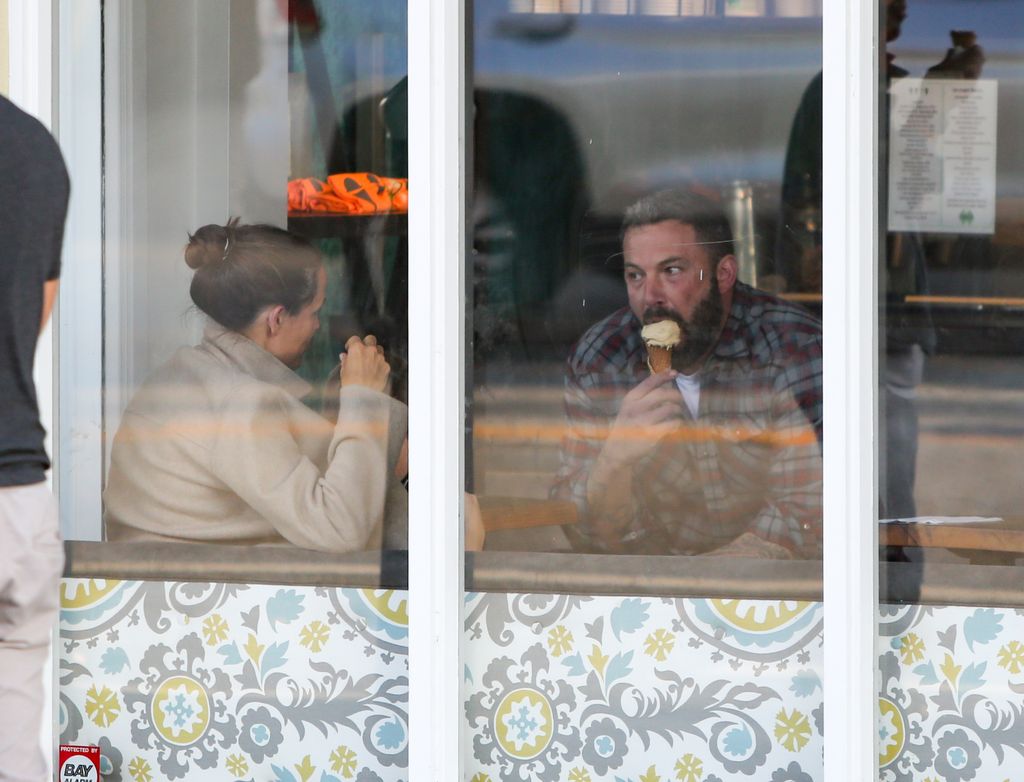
[723,179,758,288]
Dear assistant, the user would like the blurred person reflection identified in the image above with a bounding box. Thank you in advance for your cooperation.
[919,31,992,306]
[552,190,822,559]
[103,221,409,552]
[0,95,70,782]
[360,80,589,369]
[777,0,953,519]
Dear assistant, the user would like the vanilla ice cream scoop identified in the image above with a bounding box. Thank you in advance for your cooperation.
[640,320,681,349]
[641,319,680,373]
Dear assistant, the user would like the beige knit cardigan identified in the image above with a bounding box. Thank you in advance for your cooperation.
[104,324,407,552]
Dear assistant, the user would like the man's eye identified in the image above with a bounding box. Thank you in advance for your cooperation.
[625,271,643,282]
[664,266,683,276]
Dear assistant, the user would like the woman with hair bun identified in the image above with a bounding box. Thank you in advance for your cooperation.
[103,220,411,552]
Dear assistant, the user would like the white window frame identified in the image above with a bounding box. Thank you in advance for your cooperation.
[54,0,104,541]
[821,0,880,779]
[407,0,467,777]
[11,0,881,779]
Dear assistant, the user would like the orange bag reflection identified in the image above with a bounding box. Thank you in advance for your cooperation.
[288,173,408,215]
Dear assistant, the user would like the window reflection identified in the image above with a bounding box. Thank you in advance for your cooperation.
[778,0,1024,569]
[468,1,824,555]
[780,0,933,521]
[104,223,407,552]
[880,0,1016,544]
[551,191,823,558]
[98,0,413,555]
[506,0,823,16]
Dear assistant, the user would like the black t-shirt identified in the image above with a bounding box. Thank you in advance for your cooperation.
[0,96,70,487]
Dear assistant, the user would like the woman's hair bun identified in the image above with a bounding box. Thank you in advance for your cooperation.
[184,218,321,332]
[184,223,232,270]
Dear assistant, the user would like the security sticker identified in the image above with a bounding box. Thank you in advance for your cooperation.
[58,744,100,782]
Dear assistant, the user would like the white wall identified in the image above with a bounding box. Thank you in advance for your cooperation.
[1,0,9,93]
[102,0,289,477]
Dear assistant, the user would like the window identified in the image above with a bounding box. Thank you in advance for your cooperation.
[877,2,1024,779]
[55,3,415,779]
[469,1,824,560]
[463,2,826,779]
[60,0,410,562]
[47,0,1024,779]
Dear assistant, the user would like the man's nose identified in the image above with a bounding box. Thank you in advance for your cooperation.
[643,275,666,307]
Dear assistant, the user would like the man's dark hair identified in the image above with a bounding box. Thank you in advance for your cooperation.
[621,189,734,266]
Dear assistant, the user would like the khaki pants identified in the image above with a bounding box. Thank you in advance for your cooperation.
[0,483,62,782]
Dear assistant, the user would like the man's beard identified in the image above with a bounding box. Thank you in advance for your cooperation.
[643,277,725,370]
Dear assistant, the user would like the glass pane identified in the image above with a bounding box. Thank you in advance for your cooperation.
[877,1,1024,779]
[61,2,410,779]
[465,2,825,780]
[95,0,409,554]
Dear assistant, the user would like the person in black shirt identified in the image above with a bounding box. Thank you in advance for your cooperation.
[0,94,70,782]
[777,0,936,519]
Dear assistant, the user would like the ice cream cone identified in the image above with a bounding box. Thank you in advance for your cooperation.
[647,345,673,374]
[641,319,680,374]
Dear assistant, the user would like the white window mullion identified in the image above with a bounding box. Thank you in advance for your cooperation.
[55,0,104,541]
[822,0,879,779]
[407,0,466,780]
[7,0,53,121]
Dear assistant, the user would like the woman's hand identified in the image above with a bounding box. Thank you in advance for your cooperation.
[340,335,390,392]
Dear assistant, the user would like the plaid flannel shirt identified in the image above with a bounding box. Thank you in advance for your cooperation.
[551,283,823,557]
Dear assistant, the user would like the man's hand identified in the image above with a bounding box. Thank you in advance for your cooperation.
[711,532,794,560]
[464,492,486,552]
[603,371,684,466]
[584,371,683,550]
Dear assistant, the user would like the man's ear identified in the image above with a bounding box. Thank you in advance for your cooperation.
[716,254,738,293]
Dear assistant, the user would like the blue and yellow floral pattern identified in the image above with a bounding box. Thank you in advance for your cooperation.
[465,593,821,781]
[60,579,1024,780]
[877,604,1024,782]
[60,580,408,781]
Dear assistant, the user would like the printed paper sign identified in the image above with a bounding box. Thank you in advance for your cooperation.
[59,745,100,782]
[888,78,997,234]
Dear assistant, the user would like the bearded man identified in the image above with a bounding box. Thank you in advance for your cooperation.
[552,190,823,558]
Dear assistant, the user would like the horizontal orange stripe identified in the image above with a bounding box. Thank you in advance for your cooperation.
[905,294,1024,307]
[920,430,1024,447]
[778,293,823,303]
[473,421,817,448]
[111,418,815,449]
[777,293,1024,308]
